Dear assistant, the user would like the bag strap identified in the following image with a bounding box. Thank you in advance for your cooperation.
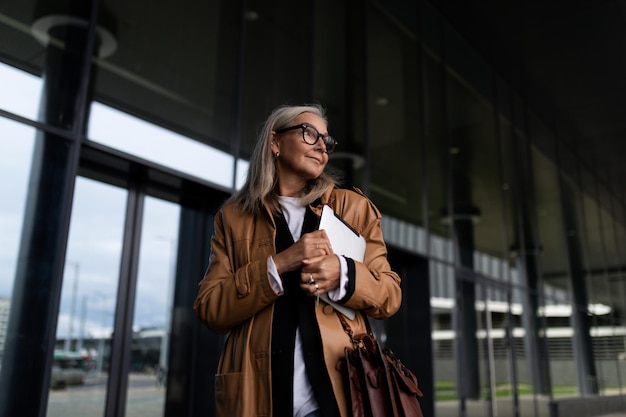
[336,311,374,348]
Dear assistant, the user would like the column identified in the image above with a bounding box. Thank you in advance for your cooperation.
[561,181,598,394]
[0,3,115,416]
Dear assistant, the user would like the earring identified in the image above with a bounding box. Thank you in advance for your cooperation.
[274,151,280,159]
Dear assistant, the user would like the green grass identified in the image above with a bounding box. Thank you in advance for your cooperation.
[435,380,457,401]
[552,386,577,395]
[434,381,578,401]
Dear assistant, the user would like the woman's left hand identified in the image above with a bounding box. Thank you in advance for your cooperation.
[299,254,341,297]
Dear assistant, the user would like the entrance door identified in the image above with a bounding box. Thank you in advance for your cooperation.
[46,177,180,417]
[386,248,435,417]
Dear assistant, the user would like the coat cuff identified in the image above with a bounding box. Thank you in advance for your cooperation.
[337,257,356,304]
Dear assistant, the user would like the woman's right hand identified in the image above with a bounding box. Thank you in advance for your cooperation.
[272,229,333,274]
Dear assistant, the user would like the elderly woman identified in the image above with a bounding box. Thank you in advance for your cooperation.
[194,104,401,417]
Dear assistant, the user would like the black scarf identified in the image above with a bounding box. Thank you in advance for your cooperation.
[271,206,340,417]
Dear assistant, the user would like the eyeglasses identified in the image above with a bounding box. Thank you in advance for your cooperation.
[275,124,338,154]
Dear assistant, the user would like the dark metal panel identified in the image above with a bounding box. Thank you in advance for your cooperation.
[164,189,226,417]
[386,250,434,417]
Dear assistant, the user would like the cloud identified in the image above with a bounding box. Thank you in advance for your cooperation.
[0,61,41,119]
[0,119,34,297]
[56,182,180,337]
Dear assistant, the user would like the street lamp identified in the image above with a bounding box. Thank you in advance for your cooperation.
[156,236,176,371]
[64,262,80,352]
[93,292,108,376]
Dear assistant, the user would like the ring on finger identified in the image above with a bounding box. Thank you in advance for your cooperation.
[307,273,315,285]
[314,282,319,291]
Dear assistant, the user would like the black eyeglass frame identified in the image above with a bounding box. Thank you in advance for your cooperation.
[275,124,338,153]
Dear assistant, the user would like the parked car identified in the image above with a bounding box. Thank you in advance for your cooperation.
[50,350,87,389]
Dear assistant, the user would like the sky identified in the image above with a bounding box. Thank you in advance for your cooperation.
[0,62,247,341]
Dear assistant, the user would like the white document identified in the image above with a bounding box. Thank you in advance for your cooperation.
[317,205,366,319]
[319,205,366,261]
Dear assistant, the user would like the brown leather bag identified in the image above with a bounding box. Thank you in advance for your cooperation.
[338,313,424,417]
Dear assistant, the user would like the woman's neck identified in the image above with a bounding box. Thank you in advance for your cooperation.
[277,179,306,197]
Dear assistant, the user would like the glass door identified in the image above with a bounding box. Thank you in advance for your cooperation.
[46,178,180,417]
[123,196,180,416]
[461,281,522,417]
[46,177,127,417]
[475,284,520,417]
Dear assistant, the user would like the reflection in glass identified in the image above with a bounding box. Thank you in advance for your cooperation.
[95,0,238,151]
[431,262,458,415]
[0,118,35,300]
[367,6,424,227]
[46,177,126,417]
[0,118,35,372]
[0,62,41,120]
[124,197,180,416]
[475,285,519,416]
[88,102,235,189]
[592,185,625,395]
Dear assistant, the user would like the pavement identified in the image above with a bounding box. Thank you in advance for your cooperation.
[425,395,626,417]
[47,372,164,417]
[46,373,626,417]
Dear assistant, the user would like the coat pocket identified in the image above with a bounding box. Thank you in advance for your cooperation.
[215,372,248,416]
[215,371,269,417]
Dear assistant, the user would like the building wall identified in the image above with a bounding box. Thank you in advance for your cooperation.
[0,1,625,417]
[436,358,626,389]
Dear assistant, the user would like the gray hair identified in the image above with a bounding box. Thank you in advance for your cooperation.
[226,104,338,214]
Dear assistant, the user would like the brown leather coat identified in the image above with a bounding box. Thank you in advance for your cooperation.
[194,186,402,417]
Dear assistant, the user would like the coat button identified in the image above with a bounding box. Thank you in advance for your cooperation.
[322,304,334,315]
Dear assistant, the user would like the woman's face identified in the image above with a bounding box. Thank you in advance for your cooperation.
[271,112,330,186]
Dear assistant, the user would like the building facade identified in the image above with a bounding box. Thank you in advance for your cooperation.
[0,1,625,417]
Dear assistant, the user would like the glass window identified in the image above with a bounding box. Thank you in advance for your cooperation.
[532,146,570,301]
[531,138,578,396]
[496,80,519,286]
[239,0,315,157]
[510,285,533,413]
[544,297,579,398]
[557,145,603,395]
[0,118,35,370]
[88,102,235,189]
[445,21,492,102]
[0,62,41,120]
[592,185,626,395]
[474,284,518,416]
[430,261,457,413]
[611,200,626,343]
[95,0,241,152]
[0,118,35,300]
[124,196,180,416]
[1,0,95,130]
[46,177,126,417]
[313,0,353,185]
[423,50,448,244]
[580,167,605,306]
[445,70,511,261]
[367,5,424,227]
[235,158,250,190]
[0,3,45,121]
